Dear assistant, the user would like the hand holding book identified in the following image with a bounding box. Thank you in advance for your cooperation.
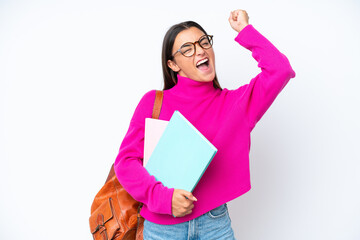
[171,189,198,218]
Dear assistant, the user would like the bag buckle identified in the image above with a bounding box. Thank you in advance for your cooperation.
[92,214,108,240]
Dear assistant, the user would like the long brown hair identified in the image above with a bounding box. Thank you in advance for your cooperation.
[161,21,222,91]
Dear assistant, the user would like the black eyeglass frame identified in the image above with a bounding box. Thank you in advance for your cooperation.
[171,34,214,58]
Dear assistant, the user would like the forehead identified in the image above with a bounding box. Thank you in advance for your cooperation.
[173,27,206,49]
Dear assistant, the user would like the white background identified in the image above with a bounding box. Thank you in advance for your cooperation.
[1,0,359,239]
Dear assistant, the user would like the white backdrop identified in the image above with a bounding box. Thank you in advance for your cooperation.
[1,0,359,239]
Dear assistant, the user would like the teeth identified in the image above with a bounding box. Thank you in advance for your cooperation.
[196,58,208,66]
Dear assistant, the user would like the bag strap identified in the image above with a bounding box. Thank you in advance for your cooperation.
[152,90,163,119]
[105,90,164,183]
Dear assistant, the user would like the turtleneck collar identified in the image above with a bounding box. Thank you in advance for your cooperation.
[167,74,217,98]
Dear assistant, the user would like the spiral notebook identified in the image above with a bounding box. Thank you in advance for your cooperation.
[144,110,217,192]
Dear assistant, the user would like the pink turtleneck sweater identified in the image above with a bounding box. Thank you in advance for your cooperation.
[114,24,296,225]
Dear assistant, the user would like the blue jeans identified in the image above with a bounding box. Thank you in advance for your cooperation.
[143,203,236,240]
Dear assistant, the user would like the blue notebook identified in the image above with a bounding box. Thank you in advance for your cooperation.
[145,110,218,192]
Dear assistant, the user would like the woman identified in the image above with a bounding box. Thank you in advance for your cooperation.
[114,9,296,239]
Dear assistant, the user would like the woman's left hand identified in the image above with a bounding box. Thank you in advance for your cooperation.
[228,9,250,33]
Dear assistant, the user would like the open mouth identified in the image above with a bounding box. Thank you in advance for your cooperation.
[196,58,210,71]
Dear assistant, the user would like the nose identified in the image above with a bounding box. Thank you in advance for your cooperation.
[194,42,205,55]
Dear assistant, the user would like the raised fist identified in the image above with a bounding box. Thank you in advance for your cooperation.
[228,9,250,33]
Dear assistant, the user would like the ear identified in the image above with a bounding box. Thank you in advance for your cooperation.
[167,59,180,72]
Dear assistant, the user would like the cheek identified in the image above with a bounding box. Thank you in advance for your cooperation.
[211,54,215,64]
[207,50,215,62]
[179,59,195,70]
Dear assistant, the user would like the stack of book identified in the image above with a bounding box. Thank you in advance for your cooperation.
[143,110,217,193]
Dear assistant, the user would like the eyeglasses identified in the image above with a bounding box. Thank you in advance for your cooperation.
[171,34,213,58]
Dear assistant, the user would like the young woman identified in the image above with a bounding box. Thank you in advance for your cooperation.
[114,9,296,239]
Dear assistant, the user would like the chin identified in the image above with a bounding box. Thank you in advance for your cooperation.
[204,76,214,82]
[204,72,215,82]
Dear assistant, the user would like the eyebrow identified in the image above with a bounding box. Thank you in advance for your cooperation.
[182,43,192,47]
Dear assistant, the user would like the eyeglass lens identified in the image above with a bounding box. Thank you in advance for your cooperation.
[180,35,212,57]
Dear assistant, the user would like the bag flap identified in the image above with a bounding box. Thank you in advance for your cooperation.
[89,198,116,233]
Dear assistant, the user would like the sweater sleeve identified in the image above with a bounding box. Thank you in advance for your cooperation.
[114,90,175,215]
[231,24,296,131]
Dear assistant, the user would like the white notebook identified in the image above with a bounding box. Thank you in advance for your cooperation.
[143,118,169,167]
